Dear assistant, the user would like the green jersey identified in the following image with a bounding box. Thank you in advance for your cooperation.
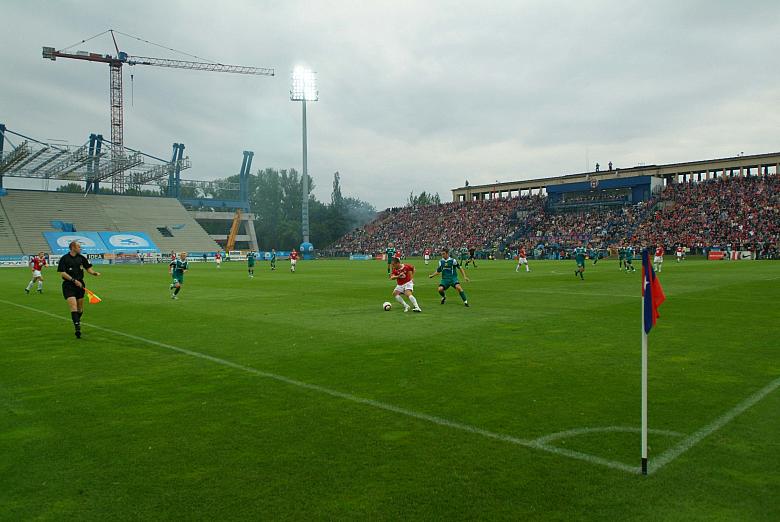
[625,247,634,261]
[170,259,188,281]
[247,253,256,267]
[437,257,461,282]
[385,247,396,262]
[618,248,625,260]
[574,247,587,264]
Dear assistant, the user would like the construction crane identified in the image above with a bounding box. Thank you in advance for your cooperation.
[42,29,274,192]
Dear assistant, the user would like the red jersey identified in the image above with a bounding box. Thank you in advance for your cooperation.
[424,249,431,256]
[290,251,299,260]
[215,252,222,260]
[31,257,47,271]
[391,263,414,285]
[655,247,664,257]
[676,247,683,254]
[519,248,526,258]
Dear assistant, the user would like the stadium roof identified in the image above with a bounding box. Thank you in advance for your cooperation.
[452,151,780,198]
[0,126,190,187]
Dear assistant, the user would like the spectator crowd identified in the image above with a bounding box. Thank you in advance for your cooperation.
[331,174,779,259]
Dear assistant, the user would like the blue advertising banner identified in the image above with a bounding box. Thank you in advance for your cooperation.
[43,232,109,255]
[98,232,159,253]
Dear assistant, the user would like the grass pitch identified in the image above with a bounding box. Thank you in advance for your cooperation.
[1,257,778,520]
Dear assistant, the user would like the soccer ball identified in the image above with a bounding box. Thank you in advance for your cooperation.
[382,301,392,311]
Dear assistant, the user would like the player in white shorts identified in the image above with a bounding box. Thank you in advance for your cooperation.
[290,249,299,272]
[675,246,684,262]
[25,252,48,294]
[390,256,421,312]
[653,245,664,272]
[423,248,431,265]
[515,246,530,272]
[215,251,222,268]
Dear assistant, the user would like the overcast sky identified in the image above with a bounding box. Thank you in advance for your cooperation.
[2,0,779,208]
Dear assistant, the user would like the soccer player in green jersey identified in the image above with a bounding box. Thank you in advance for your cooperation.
[624,245,636,272]
[459,246,469,265]
[169,251,188,299]
[618,246,625,270]
[247,251,256,278]
[589,243,599,265]
[574,245,586,280]
[270,249,277,271]
[385,242,396,274]
[428,247,470,306]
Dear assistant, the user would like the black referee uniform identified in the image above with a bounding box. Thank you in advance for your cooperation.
[467,247,477,267]
[57,252,92,337]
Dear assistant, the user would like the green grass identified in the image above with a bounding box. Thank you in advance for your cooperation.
[1,258,778,520]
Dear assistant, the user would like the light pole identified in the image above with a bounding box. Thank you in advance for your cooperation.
[290,66,318,247]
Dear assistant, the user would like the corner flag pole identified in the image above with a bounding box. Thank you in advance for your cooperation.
[641,294,648,475]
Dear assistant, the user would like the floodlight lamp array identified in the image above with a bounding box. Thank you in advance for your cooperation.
[290,66,318,101]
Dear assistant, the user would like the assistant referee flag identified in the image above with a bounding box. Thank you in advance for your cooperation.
[641,249,665,333]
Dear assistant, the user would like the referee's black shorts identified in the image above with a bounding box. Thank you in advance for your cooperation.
[62,281,86,300]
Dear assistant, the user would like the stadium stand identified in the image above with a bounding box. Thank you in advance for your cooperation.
[634,175,779,253]
[97,194,220,253]
[333,174,779,259]
[0,190,219,254]
[0,199,23,254]
[331,197,539,256]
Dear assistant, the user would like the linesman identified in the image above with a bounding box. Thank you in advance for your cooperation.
[57,241,101,338]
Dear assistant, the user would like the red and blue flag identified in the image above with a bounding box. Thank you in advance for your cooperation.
[642,249,665,334]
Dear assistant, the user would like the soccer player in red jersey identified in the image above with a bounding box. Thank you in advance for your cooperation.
[654,245,664,272]
[290,249,299,272]
[515,246,530,273]
[423,247,431,265]
[25,252,48,294]
[676,245,684,263]
[390,256,421,313]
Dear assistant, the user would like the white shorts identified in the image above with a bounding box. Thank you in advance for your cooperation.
[654,256,663,264]
[32,270,42,278]
[216,259,222,264]
[424,254,430,260]
[291,259,297,265]
[676,253,682,258]
[517,257,527,265]
[394,281,414,294]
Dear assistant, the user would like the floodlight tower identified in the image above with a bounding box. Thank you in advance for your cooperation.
[290,66,318,247]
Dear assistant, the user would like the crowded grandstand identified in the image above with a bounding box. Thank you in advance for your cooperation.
[331,172,779,260]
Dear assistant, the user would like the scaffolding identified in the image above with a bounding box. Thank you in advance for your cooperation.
[0,125,190,193]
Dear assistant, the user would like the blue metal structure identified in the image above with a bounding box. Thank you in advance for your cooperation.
[85,133,104,194]
[178,150,252,211]
[167,143,185,198]
[0,123,5,188]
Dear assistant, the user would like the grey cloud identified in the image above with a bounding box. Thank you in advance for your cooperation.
[1,0,778,208]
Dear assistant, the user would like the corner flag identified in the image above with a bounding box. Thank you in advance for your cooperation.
[640,248,665,475]
[642,249,665,333]
[85,288,102,304]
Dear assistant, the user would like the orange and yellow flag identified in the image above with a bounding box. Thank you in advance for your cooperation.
[85,288,102,304]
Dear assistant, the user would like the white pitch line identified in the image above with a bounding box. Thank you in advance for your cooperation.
[2,299,635,474]
[533,426,685,445]
[649,375,780,474]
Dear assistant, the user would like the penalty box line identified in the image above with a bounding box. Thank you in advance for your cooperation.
[3,299,638,474]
